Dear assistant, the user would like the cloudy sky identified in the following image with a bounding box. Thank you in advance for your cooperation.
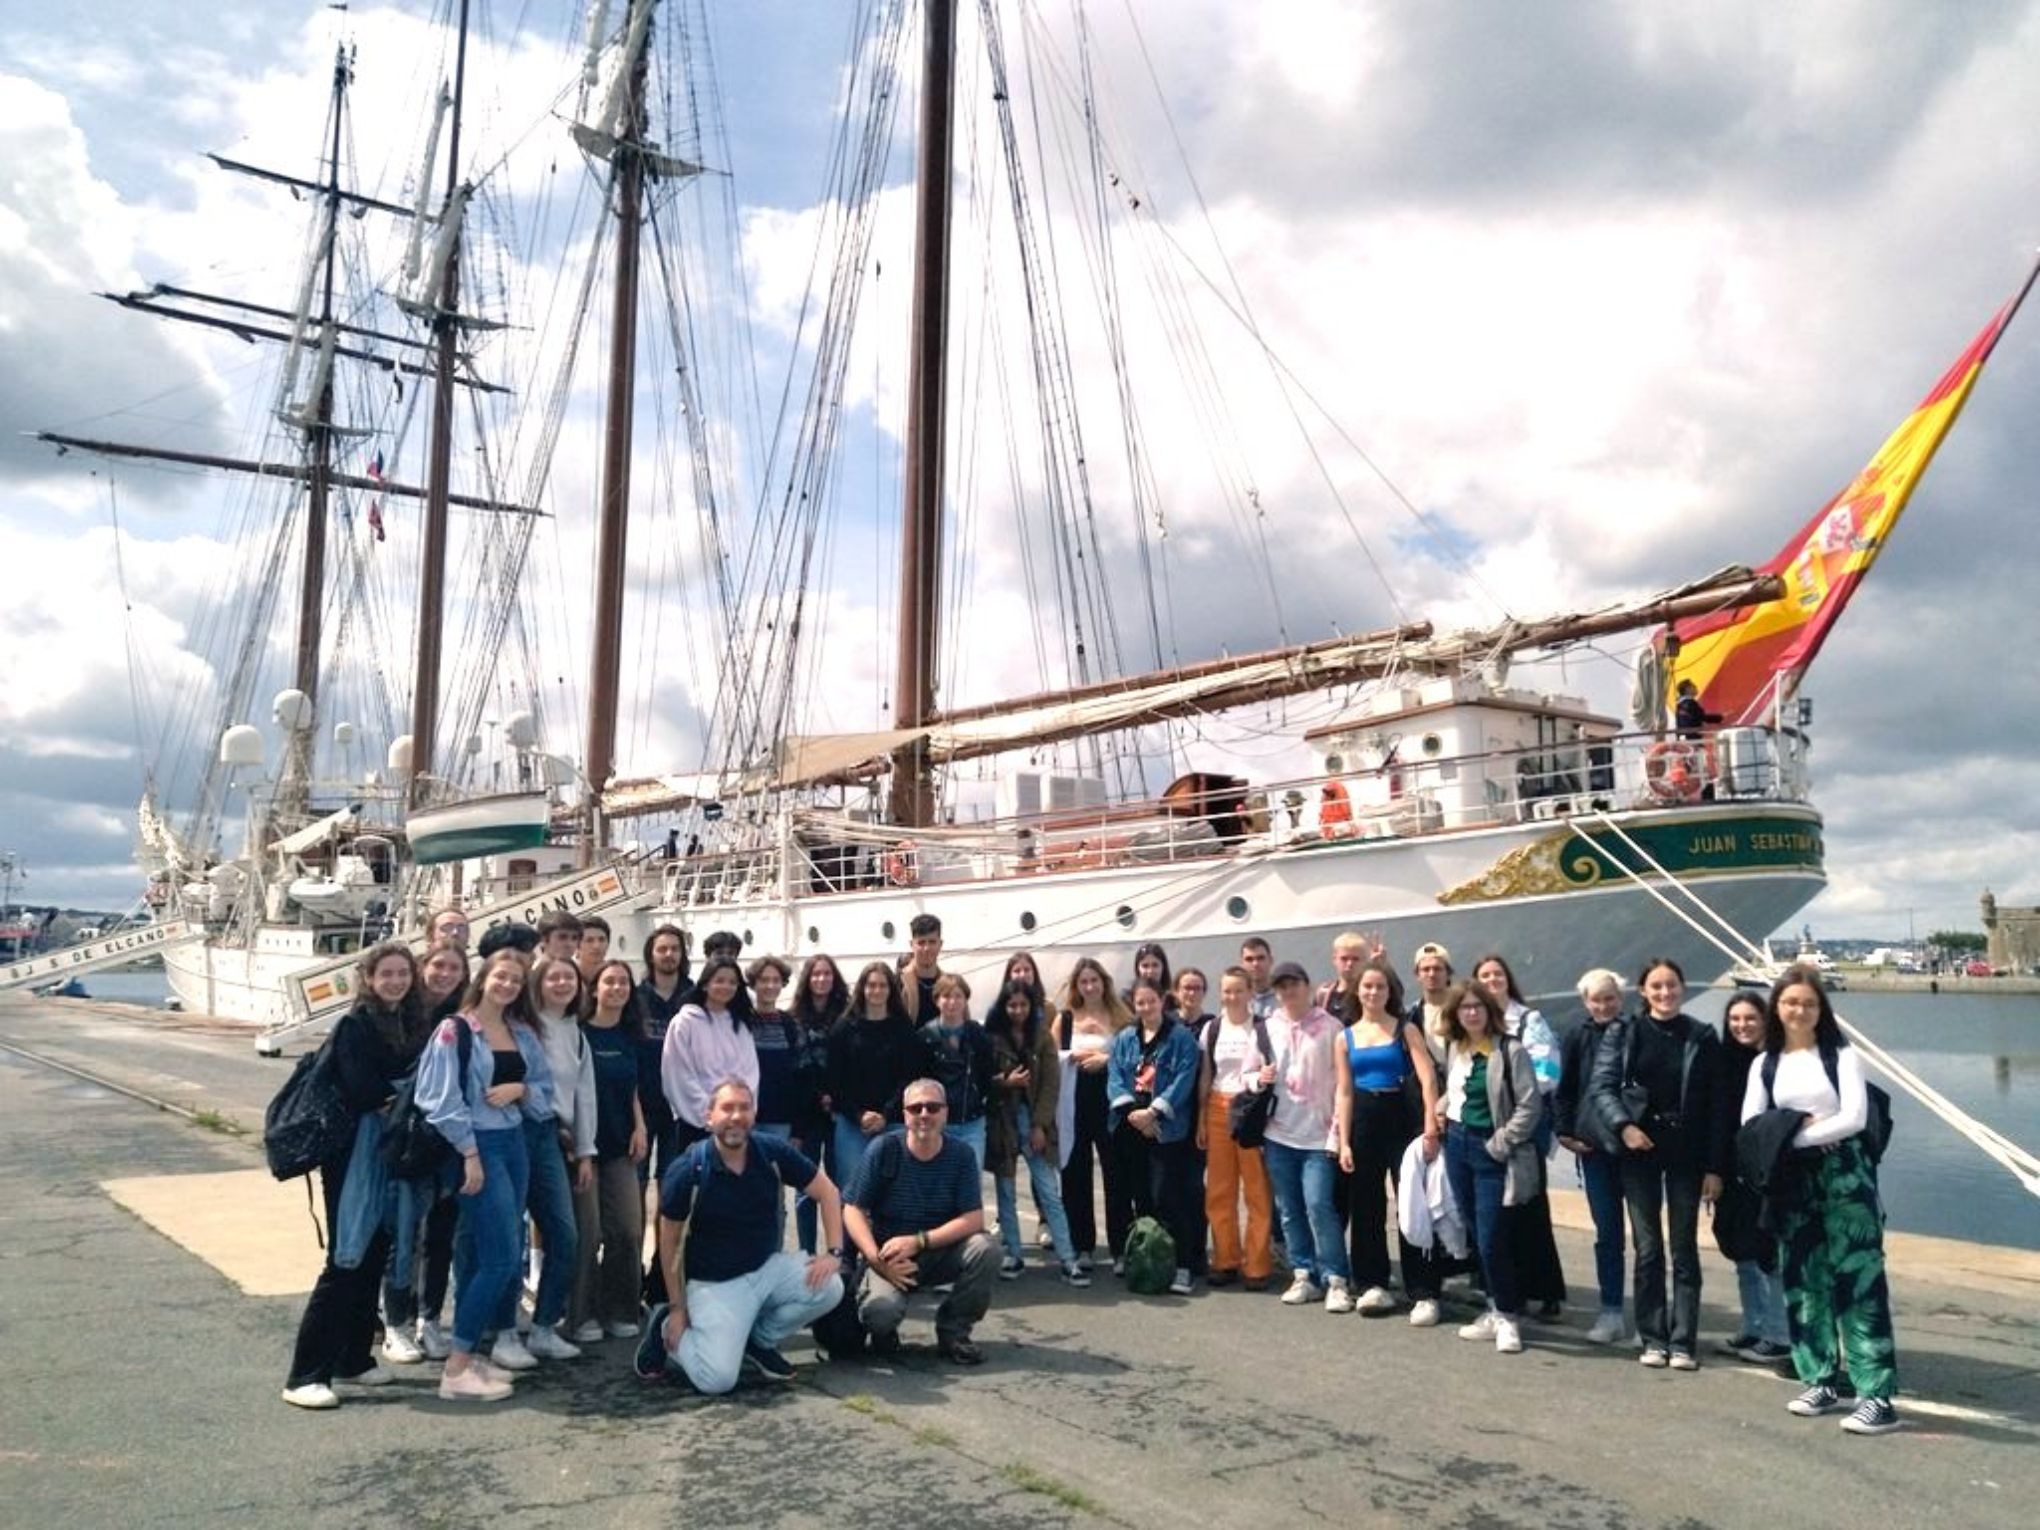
[2,0,2036,942]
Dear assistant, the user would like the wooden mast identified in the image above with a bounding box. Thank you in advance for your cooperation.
[281,45,351,807]
[406,0,471,810]
[887,0,957,830]
[582,30,650,858]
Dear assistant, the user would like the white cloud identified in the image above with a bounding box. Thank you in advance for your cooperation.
[5,0,2039,945]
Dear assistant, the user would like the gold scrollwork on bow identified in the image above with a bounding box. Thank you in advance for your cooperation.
[1437,831,1608,906]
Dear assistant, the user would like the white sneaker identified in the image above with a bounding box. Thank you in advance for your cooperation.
[489,1332,539,1371]
[382,1327,424,1365]
[281,1382,339,1410]
[1169,1267,1194,1296]
[1585,1310,1626,1345]
[1458,1310,1499,1342]
[1356,1285,1397,1316]
[604,1319,642,1339]
[1408,1299,1441,1328]
[337,1365,394,1387]
[524,1326,583,1361]
[1323,1277,1356,1314]
[439,1365,513,1403]
[1494,1316,1524,1354]
[570,1319,605,1345]
[417,1320,451,1360]
[1281,1272,1323,1306]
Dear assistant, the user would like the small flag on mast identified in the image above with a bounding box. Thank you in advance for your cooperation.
[366,450,385,542]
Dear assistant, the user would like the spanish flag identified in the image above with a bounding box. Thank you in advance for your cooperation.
[1667,259,2037,725]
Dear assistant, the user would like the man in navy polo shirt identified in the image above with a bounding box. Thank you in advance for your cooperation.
[637,1077,846,1392]
[843,1077,999,1365]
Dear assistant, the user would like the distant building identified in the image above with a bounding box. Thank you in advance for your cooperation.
[1980,890,2040,972]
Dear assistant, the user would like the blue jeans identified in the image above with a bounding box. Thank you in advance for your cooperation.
[949,1116,987,1179]
[1735,1258,1790,1345]
[491,1115,578,1332]
[1445,1122,1518,1316]
[1262,1140,1349,1284]
[453,1127,528,1353]
[996,1105,1076,1263]
[662,1251,843,1394]
[1577,1148,1627,1312]
[833,1112,881,1196]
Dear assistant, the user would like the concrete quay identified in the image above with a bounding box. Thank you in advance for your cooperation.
[0,994,2033,1529]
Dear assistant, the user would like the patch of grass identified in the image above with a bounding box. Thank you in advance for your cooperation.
[188,1106,244,1136]
[912,1424,957,1448]
[840,1393,889,1420]
[999,1461,1105,1516]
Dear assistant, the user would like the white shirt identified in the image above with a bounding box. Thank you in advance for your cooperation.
[1203,1015,1267,1097]
[1740,1044,1869,1149]
[661,1003,760,1130]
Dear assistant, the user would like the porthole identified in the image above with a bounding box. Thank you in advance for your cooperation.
[1115,905,1136,929]
[806,925,820,945]
[742,929,753,948]
[1325,753,1345,772]
[1225,895,1250,922]
[881,920,896,942]
[1019,911,1037,933]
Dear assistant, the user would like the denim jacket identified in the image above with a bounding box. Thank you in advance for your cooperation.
[1106,1016,1200,1144]
[414,1013,555,1157]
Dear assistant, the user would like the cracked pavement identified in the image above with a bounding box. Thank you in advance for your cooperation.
[0,1003,2034,1528]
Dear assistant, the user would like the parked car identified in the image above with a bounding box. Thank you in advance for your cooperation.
[1964,958,1995,978]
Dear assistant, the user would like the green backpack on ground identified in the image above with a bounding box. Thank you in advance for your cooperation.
[1122,1216,1177,1295]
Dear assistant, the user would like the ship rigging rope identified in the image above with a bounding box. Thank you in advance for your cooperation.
[1565,812,2040,1199]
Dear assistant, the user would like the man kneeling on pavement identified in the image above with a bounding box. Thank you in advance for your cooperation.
[842,1076,1000,1366]
[639,1076,845,1391]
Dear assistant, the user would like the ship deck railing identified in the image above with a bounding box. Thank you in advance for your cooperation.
[647,725,1811,905]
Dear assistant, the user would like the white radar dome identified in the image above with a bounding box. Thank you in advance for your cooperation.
[219,725,264,767]
[333,721,358,747]
[272,689,315,731]
[387,735,414,774]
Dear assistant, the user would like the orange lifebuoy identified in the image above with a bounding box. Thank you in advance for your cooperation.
[884,841,919,887]
[1644,740,1705,803]
[1320,779,1354,838]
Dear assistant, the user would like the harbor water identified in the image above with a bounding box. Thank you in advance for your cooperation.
[59,971,2040,1252]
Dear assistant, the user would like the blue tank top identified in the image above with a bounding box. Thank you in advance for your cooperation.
[1344,1027,1409,1092]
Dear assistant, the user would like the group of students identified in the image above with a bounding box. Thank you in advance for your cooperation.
[282,907,1902,1435]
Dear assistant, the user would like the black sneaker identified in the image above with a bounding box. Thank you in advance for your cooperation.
[1841,1398,1900,1436]
[868,1330,903,1360]
[1788,1383,1853,1417]
[937,1336,985,1367]
[633,1305,671,1381]
[741,1341,795,1383]
[1743,1339,1792,1366]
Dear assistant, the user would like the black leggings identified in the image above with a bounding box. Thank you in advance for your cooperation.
[1061,1069,1123,1257]
[286,1152,389,1387]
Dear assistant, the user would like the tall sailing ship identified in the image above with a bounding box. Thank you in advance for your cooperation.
[37,0,2031,1024]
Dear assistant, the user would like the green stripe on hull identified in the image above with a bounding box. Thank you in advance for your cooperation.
[1439,810,1823,906]
[409,822,550,866]
[1571,814,1824,882]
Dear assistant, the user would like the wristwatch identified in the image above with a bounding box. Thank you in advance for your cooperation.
[825,1245,845,1258]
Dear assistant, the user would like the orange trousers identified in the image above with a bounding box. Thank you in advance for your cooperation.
[1203,1090,1275,1280]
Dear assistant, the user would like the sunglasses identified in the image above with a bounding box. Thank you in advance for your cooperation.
[903,1102,947,1116]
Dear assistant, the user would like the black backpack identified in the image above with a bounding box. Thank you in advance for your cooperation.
[1761,1044,1893,1165]
[811,1132,907,1359]
[262,1031,354,1181]
[381,1021,474,1179]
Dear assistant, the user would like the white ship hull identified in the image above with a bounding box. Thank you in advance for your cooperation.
[162,927,334,1027]
[616,800,1826,1010]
